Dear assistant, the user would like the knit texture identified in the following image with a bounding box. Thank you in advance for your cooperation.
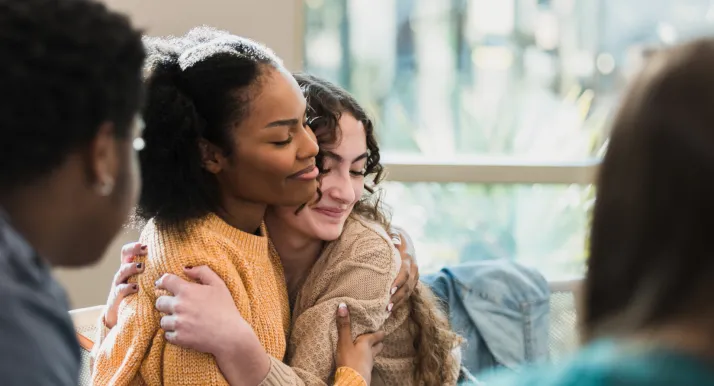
[260,357,366,386]
[274,216,426,386]
[91,213,291,385]
[333,367,368,386]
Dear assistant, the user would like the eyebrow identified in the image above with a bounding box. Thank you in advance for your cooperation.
[265,118,300,129]
[324,150,368,164]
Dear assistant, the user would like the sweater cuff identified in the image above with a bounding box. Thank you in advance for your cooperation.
[259,356,299,386]
[334,367,367,386]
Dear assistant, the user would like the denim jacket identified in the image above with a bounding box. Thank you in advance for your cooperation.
[422,260,550,376]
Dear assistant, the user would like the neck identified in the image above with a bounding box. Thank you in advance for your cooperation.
[265,211,323,298]
[0,183,77,267]
[217,197,268,234]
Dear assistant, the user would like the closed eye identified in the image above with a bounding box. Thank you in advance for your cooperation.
[271,136,293,147]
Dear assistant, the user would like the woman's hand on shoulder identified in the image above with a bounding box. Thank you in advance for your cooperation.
[103,242,146,329]
[154,265,271,386]
[388,227,420,312]
[154,265,251,357]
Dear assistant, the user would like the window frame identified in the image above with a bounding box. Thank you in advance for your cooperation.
[295,0,601,186]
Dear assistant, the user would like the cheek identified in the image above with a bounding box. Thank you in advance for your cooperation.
[235,143,295,178]
[352,179,365,204]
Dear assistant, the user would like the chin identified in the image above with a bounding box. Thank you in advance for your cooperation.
[316,225,344,242]
[282,185,319,206]
[56,244,107,268]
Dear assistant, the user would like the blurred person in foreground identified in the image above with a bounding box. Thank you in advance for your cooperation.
[0,0,145,384]
[486,38,714,386]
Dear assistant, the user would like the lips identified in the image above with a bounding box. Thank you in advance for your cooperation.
[312,206,346,218]
[288,165,319,180]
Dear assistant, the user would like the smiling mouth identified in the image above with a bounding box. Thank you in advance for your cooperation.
[288,165,319,180]
[313,207,346,218]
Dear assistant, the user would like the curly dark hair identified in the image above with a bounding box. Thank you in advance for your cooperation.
[135,27,283,226]
[0,0,144,188]
[294,73,461,385]
[293,73,388,227]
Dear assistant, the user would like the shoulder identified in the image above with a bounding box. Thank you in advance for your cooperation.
[0,279,79,385]
[140,217,214,251]
[137,216,230,284]
[330,216,399,273]
[485,341,707,386]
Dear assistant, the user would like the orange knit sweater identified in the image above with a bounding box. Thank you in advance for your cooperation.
[91,213,365,386]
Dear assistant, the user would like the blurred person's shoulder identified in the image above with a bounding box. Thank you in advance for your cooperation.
[486,339,714,386]
[0,211,80,385]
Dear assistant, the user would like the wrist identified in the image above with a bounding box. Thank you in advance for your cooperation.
[213,316,253,358]
[214,327,270,386]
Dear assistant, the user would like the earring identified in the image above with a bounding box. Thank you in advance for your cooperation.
[96,178,115,197]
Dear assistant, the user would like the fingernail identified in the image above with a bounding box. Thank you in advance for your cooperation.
[140,245,147,251]
[337,302,348,316]
[132,284,138,290]
[390,287,398,295]
[391,237,401,245]
[136,263,143,269]
[154,279,160,287]
[387,303,393,312]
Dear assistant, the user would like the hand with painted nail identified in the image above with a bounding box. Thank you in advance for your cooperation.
[335,303,385,385]
[388,226,420,312]
[154,266,249,356]
[153,265,271,386]
[103,242,147,329]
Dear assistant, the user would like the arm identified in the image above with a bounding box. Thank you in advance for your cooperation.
[90,242,145,368]
[264,230,398,385]
[157,254,251,386]
[90,269,159,386]
[92,230,242,386]
[258,304,383,386]
[152,267,376,386]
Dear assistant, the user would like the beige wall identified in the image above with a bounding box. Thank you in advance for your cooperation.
[54,0,304,309]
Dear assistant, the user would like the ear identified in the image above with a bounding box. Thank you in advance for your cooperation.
[198,138,226,174]
[87,122,119,196]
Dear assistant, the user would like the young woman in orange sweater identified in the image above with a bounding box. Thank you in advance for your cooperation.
[99,71,461,385]
[91,27,384,386]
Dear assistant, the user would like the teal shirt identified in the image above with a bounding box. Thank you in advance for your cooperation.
[477,340,714,386]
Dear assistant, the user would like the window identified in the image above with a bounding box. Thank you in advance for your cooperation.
[303,0,714,278]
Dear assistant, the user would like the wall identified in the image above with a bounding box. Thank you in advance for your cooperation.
[54,0,304,308]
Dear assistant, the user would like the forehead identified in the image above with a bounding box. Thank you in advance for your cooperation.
[238,67,305,128]
[324,113,366,154]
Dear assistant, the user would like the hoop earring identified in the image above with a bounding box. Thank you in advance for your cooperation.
[96,178,115,197]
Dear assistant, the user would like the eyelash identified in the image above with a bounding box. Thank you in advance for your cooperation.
[322,168,366,177]
[272,136,293,147]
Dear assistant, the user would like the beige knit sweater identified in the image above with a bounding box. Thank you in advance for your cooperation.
[271,215,459,386]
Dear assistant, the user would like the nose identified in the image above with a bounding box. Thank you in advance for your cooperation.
[324,172,356,205]
[296,124,319,161]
